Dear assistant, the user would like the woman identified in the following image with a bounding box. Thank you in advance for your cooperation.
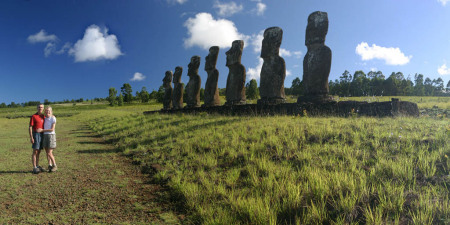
[40,106,58,172]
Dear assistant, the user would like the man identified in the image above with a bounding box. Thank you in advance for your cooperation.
[29,104,45,174]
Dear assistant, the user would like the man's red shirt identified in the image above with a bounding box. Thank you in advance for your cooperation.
[30,113,45,132]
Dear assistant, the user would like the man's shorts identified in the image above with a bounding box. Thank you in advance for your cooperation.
[31,131,43,150]
[43,134,57,149]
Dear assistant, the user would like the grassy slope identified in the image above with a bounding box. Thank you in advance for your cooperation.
[84,103,450,224]
[0,112,179,224]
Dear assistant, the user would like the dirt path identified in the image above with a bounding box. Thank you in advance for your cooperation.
[0,117,180,224]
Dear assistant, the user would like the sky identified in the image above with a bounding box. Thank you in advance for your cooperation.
[1,0,450,103]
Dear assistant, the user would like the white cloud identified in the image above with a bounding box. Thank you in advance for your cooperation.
[250,30,264,53]
[167,0,187,4]
[69,25,123,62]
[355,42,411,65]
[286,70,292,76]
[438,63,450,75]
[293,51,302,58]
[370,67,377,72]
[131,72,146,81]
[44,42,55,57]
[184,13,249,50]
[214,1,243,17]
[255,2,266,15]
[438,0,450,6]
[27,30,58,43]
[247,58,263,80]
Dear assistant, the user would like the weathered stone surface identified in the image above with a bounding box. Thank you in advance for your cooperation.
[185,56,201,108]
[146,100,420,118]
[225,40,246,105]
[162,70,173,110]
[299,11,333,103]
[258,27,286,105]
[172,66,184,109]
[203,46,221,107]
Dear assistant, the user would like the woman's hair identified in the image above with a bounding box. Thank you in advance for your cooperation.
[45,106,53,114]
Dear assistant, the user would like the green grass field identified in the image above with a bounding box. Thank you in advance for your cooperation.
[1,97,449,224]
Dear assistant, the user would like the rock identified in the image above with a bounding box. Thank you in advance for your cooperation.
[203,46,221,107]
[185,56,201,108]
[225,40,246,105]
[162,70,173,110]
[258,27,286,105]
[299,11,333,103]
[172,66,184,109]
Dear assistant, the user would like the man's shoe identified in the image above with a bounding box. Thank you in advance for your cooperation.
[37,166,45,172]
[48,165,53,172]
[51,165,58,172]
[32,167,40,174]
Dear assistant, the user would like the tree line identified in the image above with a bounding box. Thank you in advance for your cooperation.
[286,70,450,97]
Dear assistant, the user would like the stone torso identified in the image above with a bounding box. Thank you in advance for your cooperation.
[186,74,201,107]
[225,64,246,104]
[260,56,286,101]
[303,44,331,96]
[204,69,220,106]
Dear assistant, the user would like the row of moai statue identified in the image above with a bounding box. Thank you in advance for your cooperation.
[162,11,332,110]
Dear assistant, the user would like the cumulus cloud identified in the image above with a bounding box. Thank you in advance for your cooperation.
[131,72,146,81]
[438,63,450,75]
[167,0,187,4]
[27,30,58,43]
[214,1,243,17]
[184,13,249,50]
[355,42,411,65]
[438,0,450,6]
[255,2,267,15]
[69,25,123,62]
[247,58,263,80]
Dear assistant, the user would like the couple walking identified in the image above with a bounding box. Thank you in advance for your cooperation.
[29,103,57,174]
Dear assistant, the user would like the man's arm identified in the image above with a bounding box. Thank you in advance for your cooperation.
[29,126,34,144]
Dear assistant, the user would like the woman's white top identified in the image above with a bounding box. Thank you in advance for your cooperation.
[44,116,56,134]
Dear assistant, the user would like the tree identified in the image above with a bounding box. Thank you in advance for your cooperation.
[433,78,444,95]
[120,83,133,103]
[117,93,124,106]
[339,70,352,96]
[108,87,118,106]
[290,77,304,96]
[414,74,425,96]
[0,103,6,108]
[245,79,259,100]
[156,85,164,103]
[424,78,433,96]
[139,87,150,103]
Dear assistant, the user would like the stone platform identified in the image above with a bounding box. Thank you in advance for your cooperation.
[144,99,419,117]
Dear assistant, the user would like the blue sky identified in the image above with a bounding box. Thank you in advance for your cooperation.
[1,0,450,103]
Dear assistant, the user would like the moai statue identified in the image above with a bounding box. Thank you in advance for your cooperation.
[258,27,286,105]
[225,40,246,105]
[203,46,221,107]
[185,56,201,108]
[162,71,173,110]
[299,11,333,103]
[172,66,184,109]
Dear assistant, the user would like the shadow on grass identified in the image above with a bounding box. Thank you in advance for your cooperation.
[77,141,108,145]
[0,170,30,174]
[77,149,121,154]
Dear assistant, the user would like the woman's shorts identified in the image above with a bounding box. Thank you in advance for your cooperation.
[43,134,57,149]
[31,132,43,150]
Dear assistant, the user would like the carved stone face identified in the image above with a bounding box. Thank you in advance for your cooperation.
[305,11,328,46]
[163,71,173,85]
[173,66,182,83]
[205,46,219,71]
[261,27,282,58]
[188,56,200,76]
[226,40,244,67]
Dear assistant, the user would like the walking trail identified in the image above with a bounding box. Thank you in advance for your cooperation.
[0,116,181,224]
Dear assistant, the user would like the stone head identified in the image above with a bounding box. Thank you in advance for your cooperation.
[163,70,173,85]
[205,46,219,71]
[188,56,201,76]
[173,66,182,83]
[261,27,283,58]
[226,40,244,66]
[305,11,328,46]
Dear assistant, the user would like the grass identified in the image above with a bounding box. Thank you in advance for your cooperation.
[0,107,179,224]
[1,96,449,224]
[80,101,449,224]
